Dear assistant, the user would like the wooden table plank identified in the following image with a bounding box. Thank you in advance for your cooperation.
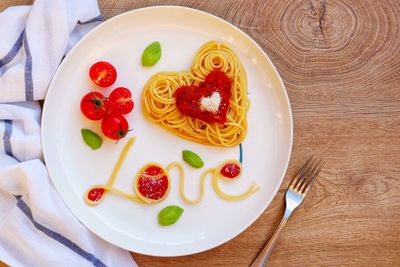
[1,0,399,266]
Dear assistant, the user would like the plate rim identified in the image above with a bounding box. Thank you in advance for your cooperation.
[42,5,293,256]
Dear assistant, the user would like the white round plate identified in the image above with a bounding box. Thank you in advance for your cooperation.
[42,6,292,256]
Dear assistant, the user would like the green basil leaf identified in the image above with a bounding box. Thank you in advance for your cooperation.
[158,205,184,226]
[142,41,161,67]
[182,150,204,168]
[81,128,102,150]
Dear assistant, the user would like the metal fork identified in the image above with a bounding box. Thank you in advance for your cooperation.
[251,156,325,267]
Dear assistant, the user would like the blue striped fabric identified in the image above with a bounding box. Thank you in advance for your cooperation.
[23,30,34,101]
[14,195,107,267]
[3,120,13,157]
[78,15,104,25]
[0,31,24,70]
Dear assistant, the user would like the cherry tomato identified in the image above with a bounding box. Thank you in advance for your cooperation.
[89,61,117,87]
[108,87,134,115]
[101,113,129,140]
[80,92,109,120]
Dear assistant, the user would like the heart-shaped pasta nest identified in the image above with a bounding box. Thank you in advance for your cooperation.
[142,41,248,147]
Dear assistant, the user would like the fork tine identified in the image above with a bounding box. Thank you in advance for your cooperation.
[301,160,325,195]
[297,158,321,192]
[293,156,318,191]
[289,156,315,189]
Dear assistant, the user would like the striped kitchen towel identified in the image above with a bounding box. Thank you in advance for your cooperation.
[0,0,137,266]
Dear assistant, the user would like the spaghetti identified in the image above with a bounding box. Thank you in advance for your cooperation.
[142,41,248,147]
[84,139,258,206]
[167,161,259,205]
[84,137,144,206]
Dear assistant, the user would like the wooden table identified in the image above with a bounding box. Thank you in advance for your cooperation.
[2,0,400,266]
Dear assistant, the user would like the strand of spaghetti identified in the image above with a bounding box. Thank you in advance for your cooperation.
[211,171,260,201]
[106,137,136,187]
[166,162,214,205]
[90,184,144,203]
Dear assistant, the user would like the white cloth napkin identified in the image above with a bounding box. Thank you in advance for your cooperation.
[0,0,137,266]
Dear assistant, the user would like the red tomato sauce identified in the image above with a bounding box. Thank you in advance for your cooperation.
[137,166,169,200]
[174,70,232,124]
[87,188,105,202]
[220,162,241,179]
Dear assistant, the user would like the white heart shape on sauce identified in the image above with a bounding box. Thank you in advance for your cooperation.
[200,92,222,113]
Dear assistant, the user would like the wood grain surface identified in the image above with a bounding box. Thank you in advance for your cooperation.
[2,0,400,266]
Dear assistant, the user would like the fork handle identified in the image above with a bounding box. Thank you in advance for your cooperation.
[250,216,288,267]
